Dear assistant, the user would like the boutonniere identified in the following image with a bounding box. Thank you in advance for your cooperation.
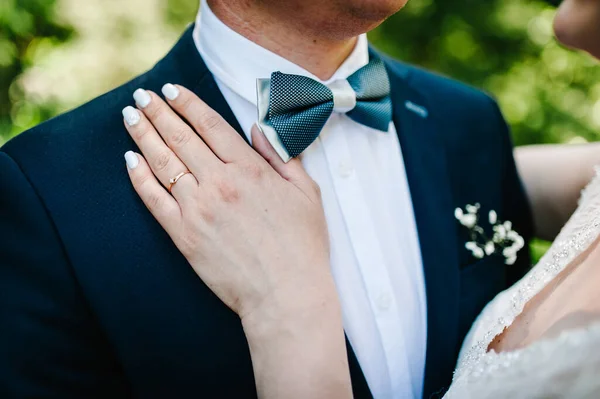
[454,203,524,265]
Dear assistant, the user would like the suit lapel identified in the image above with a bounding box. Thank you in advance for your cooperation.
[384,58,461,397]
[161,26,247,143]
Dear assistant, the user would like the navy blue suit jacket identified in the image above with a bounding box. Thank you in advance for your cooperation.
[0,27,533,398]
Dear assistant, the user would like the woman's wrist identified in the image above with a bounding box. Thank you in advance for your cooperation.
[240,273,352,399]
[240,270,342,342]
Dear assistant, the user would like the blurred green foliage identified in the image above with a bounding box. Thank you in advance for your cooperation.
[0,0,198,145]
[370,0,600,147]
[530,238,552,264]
[1,0,597,261]
[0,0,72,144]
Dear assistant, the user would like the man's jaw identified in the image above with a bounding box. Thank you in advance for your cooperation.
[205,0,367,80]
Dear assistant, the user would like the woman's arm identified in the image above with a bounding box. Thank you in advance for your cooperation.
[122,85,352,399]
[515,143,600,241]
[241,283,352,399]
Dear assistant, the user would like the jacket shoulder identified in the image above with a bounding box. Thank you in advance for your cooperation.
[383,56,496,109]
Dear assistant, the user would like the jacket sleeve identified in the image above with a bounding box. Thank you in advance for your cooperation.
[0,151,126,398]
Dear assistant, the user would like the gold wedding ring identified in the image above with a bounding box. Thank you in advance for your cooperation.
[168,170,192,194]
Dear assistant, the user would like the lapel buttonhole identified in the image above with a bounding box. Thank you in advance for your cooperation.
[405,101,428,118]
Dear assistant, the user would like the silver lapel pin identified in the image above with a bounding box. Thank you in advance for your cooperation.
[405,101,428,118]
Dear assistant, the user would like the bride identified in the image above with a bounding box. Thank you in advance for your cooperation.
[121,0,600,397]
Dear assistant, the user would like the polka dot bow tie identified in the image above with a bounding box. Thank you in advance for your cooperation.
[256,55,393,162]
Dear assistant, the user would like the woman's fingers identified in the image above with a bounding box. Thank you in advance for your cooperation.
[251,125,320,199]
[122,106,197,198]
[133,88,221,176]
[162,84,254,164]
[124,151,182,234]
[126,84,319,204]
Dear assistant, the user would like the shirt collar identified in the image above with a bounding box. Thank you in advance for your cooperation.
[193,0,370,105]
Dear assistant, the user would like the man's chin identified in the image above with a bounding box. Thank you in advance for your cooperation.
[330,0,408,38]
[345,0,409,20]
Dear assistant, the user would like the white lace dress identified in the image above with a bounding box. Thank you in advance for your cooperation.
[444,169,600,399]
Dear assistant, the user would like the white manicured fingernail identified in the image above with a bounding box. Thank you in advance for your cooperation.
[124,151,139,169]
[133,88,151,108]
[122,106,140,126]
[162,83,179,100]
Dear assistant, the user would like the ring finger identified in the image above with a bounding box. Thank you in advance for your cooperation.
[122,105,197,198]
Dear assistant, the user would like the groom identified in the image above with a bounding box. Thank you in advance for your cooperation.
[0,0,538,398]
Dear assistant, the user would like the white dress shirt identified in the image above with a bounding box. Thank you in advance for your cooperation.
[193,2,427,398]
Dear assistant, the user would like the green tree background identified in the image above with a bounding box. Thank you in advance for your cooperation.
[3,0,599,259]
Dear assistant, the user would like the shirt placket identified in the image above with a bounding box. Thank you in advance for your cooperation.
[320,115,414,398]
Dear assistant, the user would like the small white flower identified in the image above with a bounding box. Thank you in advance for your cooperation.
[506,231,524,249]
[465,241,485,259]
[505,255,517,265]
[515,235,525,248]
[465,241,478,251]
[506,230,519,240]
[513,240,524,252]
[494,225,507,240]
[484,241,495,256]
[489,210,497,225]
[456,204,522,265]
[466,204,479,214]
[503,246,517,258]
[459,214,477,228]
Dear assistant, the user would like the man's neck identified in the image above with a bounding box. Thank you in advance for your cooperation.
[206,0,358,81]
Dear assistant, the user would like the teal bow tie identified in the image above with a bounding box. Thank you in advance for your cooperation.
[256,55,392,162]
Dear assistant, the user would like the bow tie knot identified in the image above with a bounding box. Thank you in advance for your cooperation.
[257,55,392,162]
[329,79,357,113]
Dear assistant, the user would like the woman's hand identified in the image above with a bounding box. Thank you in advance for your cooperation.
[122,84,332,322]
[121,84,352,398]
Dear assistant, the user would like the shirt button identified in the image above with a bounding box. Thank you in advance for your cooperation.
[337,160,354,178]
[377,292,392,311]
